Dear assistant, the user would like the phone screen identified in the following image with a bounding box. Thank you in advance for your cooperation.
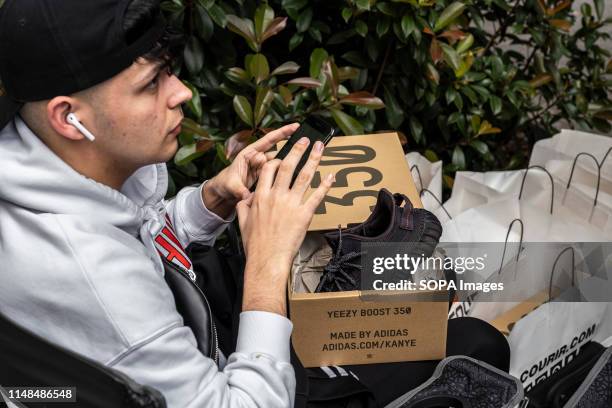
[275,117,335,186]
[275,118,334,160]
[250,117,335,192]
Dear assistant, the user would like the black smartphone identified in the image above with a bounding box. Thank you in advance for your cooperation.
[250,116,336,191]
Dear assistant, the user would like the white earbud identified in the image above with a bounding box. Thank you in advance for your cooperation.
[66,113,96,142]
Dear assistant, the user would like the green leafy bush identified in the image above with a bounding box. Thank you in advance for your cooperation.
[163,0,611,194]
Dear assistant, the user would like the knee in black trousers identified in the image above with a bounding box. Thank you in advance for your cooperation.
[447,317,510,372]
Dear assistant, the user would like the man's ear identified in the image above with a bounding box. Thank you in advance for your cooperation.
[46,96,90,142]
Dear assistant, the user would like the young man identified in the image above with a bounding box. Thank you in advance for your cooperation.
[0,0,333,406]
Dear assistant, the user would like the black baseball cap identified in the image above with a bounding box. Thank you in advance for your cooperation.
[0,0,167,129]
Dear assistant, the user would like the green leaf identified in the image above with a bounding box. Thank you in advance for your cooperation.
[289,33,303,51]
[366,36,379,61]
[409,116,424,144]
[254,87,274,126]
[270,61,300,77]
[207,4,227,28]
[338,67,360,81]
[340,91,385,109]
[470,115,481,134]
[447,112,462,124]
[384,86,405,128]
[341,7,352,23]
[261,17,288,42]
[489,95,502,115]
[453,93,464,110]
[401,14,416,38]
[377,16,391,37]
[440,43,461,71]
[356,0,370,10]
[195,5,214,41]
[175,143,206,166]
[426,63,439,84]
[471,85,490,100]
[225,67,250,84]
[226,15,257,51]
[215,142,231,166]
[161,1,184,12]
[341,51,368,67]
[330,108,364,135]
[309,26,322,42]
[470,140,490,156]
[355,20,368,37]
[233,95,253,126]
[309,48,329,78]
[181,117,211,139]
[477,120,501,135]
[278,85,293,106]
[491,56,504,80]
[248,53,270,84]
[328,29,357,45]
[254,4,274,41]
[184,36,204,75]
[377,2,395,15]
[594,0,604,20]
[446,87,458,105]
[452,145,466,169]
[456,33,473,53]
[424,149,439,162]
[460,85,478,104]
[296,8,313,33]
[434,2,466,32]
[283,0,308,10]
[285,77,323,88]
[184,82,203,119]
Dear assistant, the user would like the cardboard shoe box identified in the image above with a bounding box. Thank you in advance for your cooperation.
[286,133,449,367]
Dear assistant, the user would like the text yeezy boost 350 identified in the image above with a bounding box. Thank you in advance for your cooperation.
[316,188,443,292]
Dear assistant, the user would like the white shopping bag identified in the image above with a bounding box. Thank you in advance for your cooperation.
[530,129,612,195]
[441,165,612,239]
[530,129,612,170]
[543,154,612,238]
[441,167,557,220]
[443,168,608,321]
[405,152,443,212]
[500,246,609,392]
[508,301,607,392]
[440,176,607,243]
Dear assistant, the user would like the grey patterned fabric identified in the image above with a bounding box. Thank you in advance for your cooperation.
[564,346,612,408]
[384,356,525,408]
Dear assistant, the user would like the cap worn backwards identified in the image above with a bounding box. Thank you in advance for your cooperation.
[0,0,166,128]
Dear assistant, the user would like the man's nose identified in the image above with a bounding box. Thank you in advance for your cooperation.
[167,76,193,109]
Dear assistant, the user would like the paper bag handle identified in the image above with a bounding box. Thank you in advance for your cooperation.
[410,164,424,192]
[519,165,554,214]
[600,146,612,169]
[549,246,576,301]
[419,188,452,220]
[498,218,524,275]
[566,152,601,208]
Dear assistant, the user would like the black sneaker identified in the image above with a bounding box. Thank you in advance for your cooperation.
[315,188,443,293]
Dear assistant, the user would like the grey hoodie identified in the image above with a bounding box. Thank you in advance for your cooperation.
[0,117,295,407]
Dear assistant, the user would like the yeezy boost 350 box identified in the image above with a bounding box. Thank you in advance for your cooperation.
[300,133,422,231]
[287,132,449,367]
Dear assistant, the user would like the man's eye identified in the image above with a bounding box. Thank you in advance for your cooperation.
[146,75,160,90]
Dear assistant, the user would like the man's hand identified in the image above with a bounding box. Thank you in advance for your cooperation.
[202,124,300,219]
[237,136,334,316]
